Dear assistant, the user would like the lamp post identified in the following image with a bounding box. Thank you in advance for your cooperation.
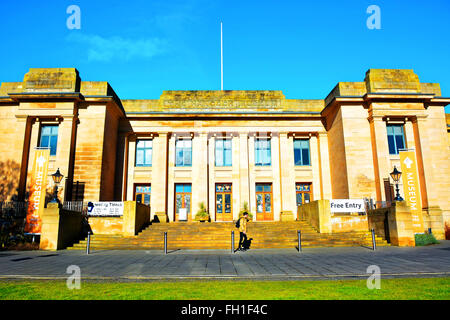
[390,166,403,201]
[50,168,64,204]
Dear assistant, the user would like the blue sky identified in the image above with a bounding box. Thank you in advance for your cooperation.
[0,0,449,111]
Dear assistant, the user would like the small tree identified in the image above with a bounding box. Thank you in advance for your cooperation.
[195,202,209,221]
[239,201,253,219]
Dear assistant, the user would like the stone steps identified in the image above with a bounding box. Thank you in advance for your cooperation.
[67,220,389,250]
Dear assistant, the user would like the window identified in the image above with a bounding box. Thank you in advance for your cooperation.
[136,140,152,167]
[135,185,151,205]
[39,125,58,156]
[387,125,406,155]
[255,138,271,166]
[176,139,192,167]
[294,139,310,166]
[215,139,232,166]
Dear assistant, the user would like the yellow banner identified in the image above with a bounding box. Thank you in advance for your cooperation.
[24,148,50,234]
[399,150,424,233]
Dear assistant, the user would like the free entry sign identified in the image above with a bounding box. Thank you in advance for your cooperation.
[330,199,365,213]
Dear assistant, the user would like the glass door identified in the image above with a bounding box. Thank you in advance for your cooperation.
[216,183,232,221]
[175,184,191,221]
[296,183,312,220]
[135,185,151,206]
[255,183,273,221]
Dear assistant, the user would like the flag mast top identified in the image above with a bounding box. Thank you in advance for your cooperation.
[221,21,223,91]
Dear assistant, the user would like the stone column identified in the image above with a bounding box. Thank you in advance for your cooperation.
[239,133,250,218]
[310,134,321,202]
[248,135,256,218]
[279,132,296,220]
[271,133,282,221]
[151,132,168,221]
[208,135,216,221]
[192,132,208,219]
[126,136,136,201]
[232,134,241,220]
[369,116,391,203]
[54,115,76,202]
[318,132,332,200]
[167,133,176,222]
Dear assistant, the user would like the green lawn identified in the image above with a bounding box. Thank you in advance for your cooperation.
[0,278,449,300]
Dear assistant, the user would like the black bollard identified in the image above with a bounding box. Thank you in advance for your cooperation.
[86,231,91,255]
[371,228,376,251]
[298,230,302,252]
[231,231,235,253]
[164,232,168,255]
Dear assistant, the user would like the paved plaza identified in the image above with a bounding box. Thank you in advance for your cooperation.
[0,241,449,281]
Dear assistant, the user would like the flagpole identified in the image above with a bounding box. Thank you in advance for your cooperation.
[221,21,223,90]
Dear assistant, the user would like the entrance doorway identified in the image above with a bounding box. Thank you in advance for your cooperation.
[216,183,232,221]
[296,183,312,219]
[175,184,191,221]
[134,184,151,206]
[256,183,273,221]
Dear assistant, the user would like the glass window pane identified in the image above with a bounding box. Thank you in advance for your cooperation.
[175,194,182,213]
[144,194,151,205]
[50,136,58,155]
[387,135,396,154]
[256,194,263,213]
[51,126,58,135]
[216,194,223,213]
[393,126,402,135]
[302,148,310,165]
[256,184,263,192]
[42,126,51,135]
[185,194,191,213]
[294,149,301,165]
[296,193,302,206]
[225,149,232,166]
[176,150,183,166]
[145,149,152,165]
[40,136,49,148]
[136,194,142,203]
[175,185,183,193]
[184,150,192,166]
[264,185,271,192]
[137,140,144,148]
[265,194,271,212]
[395,134,405,152]
[225,194,231,213]
[304,193,310,203]
[136,150,144,165]
[184,184,192,193]
[216,147,223,166]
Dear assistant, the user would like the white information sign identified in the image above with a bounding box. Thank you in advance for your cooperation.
[179,208,188,221]
[330,199,365,213]
[88,202,124,216]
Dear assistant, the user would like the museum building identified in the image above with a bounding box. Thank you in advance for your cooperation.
[0,68,449,238]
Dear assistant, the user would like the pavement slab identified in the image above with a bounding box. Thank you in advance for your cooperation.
[0,241,449,281]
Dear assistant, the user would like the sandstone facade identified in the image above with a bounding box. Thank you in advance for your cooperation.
[0,68,449,238]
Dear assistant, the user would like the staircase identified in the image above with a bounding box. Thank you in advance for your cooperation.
[67,220,389,250]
